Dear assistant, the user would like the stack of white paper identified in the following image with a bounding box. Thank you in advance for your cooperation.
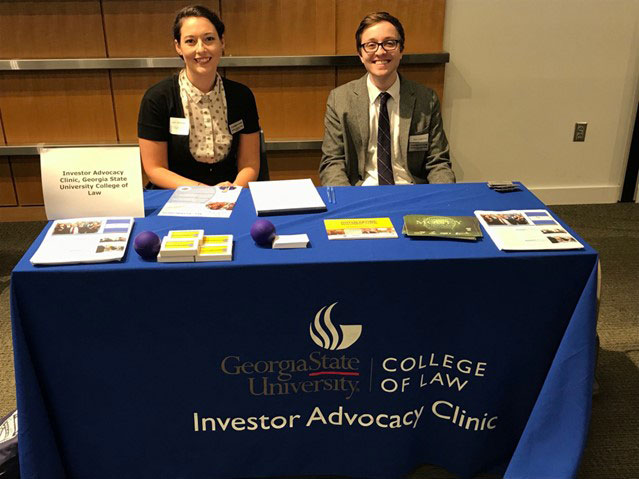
[248,179,326,215]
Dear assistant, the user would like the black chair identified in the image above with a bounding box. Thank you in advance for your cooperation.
[258,129,270,181]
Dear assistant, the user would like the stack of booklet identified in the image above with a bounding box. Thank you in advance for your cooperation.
[402,215,483,241]
[158,230,233,262]
[249,179,326,216]
[30,217,134,265]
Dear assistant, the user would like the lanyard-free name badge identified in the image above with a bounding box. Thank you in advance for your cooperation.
[229,119,244,134]
[409,133,429,152]
[170,117,190,136]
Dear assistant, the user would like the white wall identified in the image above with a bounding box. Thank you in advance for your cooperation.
[442,0,639,204]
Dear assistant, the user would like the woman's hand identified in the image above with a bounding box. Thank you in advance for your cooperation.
[139,138,202,188]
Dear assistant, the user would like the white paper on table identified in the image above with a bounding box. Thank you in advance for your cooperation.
[248,179,326,215]
[158,186,242,218]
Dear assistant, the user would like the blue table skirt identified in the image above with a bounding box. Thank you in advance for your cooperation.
[11,183,598,479]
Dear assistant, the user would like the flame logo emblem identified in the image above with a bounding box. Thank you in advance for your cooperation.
[310,302,362,350]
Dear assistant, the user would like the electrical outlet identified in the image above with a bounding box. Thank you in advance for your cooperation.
[574,122,587,142]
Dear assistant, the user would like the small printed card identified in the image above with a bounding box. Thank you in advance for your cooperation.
[159,237,200,257]
[196,235,233,262]
[487,181,520,192]
[324,218,398,240]
[167,229,204,241]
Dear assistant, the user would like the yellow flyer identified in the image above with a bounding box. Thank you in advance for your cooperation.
[324,218,398,240]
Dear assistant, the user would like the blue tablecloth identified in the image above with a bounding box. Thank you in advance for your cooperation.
[10,183,598,479]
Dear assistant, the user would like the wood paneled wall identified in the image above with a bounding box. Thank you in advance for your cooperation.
[0,0,446,220]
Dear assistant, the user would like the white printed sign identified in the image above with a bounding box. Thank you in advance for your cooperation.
[40,147,145,219]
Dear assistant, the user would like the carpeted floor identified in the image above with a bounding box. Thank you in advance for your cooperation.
[0,203,637,478]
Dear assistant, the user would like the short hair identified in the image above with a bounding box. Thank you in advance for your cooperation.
[173,5,225,42]
[355,12,405,54]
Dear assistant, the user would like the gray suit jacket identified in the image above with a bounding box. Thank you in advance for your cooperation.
[319,75,455,186]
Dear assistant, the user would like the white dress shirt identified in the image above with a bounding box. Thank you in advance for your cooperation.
[362,74,413,186]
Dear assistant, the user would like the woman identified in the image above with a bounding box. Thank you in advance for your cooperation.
[138,5,260,188]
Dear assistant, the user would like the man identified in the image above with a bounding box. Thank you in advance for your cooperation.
[319,12,455,186]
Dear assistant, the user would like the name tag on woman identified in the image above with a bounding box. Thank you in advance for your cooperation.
[170,117,190,136]
[409,133,429,152]
[229,119,244,134]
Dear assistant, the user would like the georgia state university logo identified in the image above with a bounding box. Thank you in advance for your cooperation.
[310,302,362,350]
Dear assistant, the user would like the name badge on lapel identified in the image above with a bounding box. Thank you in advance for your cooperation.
[169,117,190,136]
[409,133,429,152]
[229,119,244,134]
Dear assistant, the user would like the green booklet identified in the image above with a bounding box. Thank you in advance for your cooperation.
[403,215,483,240]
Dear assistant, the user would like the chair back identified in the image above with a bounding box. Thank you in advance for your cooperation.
[258,129,270,181]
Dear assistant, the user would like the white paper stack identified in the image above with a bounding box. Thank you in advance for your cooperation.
[248,179,326,216]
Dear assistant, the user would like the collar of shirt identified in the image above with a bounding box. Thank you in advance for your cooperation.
[179,69,221,105]
[366,73,400,105]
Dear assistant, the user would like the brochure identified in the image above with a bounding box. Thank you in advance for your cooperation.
[158,185,241,218]
[30,217,134,265]
[248,179,326,215]
[403,215,482,240]
[474,209,584,251]
[324,218,398,240]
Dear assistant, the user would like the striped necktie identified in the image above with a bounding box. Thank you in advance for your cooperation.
[377,92,394,185]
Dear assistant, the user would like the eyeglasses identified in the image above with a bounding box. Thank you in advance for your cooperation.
[360,39,401,53]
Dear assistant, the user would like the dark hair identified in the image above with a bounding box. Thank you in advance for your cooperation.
[173,5,225,42]
[355,12,405,53]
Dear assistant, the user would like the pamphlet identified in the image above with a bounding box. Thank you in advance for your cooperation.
[158,186,241,218]
[324,218,398,240]
[249,179,326,215]
[30,217,134,265]
[403,215,482,240]
[474,209,584,251]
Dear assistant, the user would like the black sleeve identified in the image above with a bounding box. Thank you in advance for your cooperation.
[226,81,260,135]
[137,84,170,141]
[241,86,260,134]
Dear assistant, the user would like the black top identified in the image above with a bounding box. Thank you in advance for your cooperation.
[138,74,260,186]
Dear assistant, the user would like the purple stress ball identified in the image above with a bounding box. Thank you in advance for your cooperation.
[250,219,276,245]
[134,231,161,259]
